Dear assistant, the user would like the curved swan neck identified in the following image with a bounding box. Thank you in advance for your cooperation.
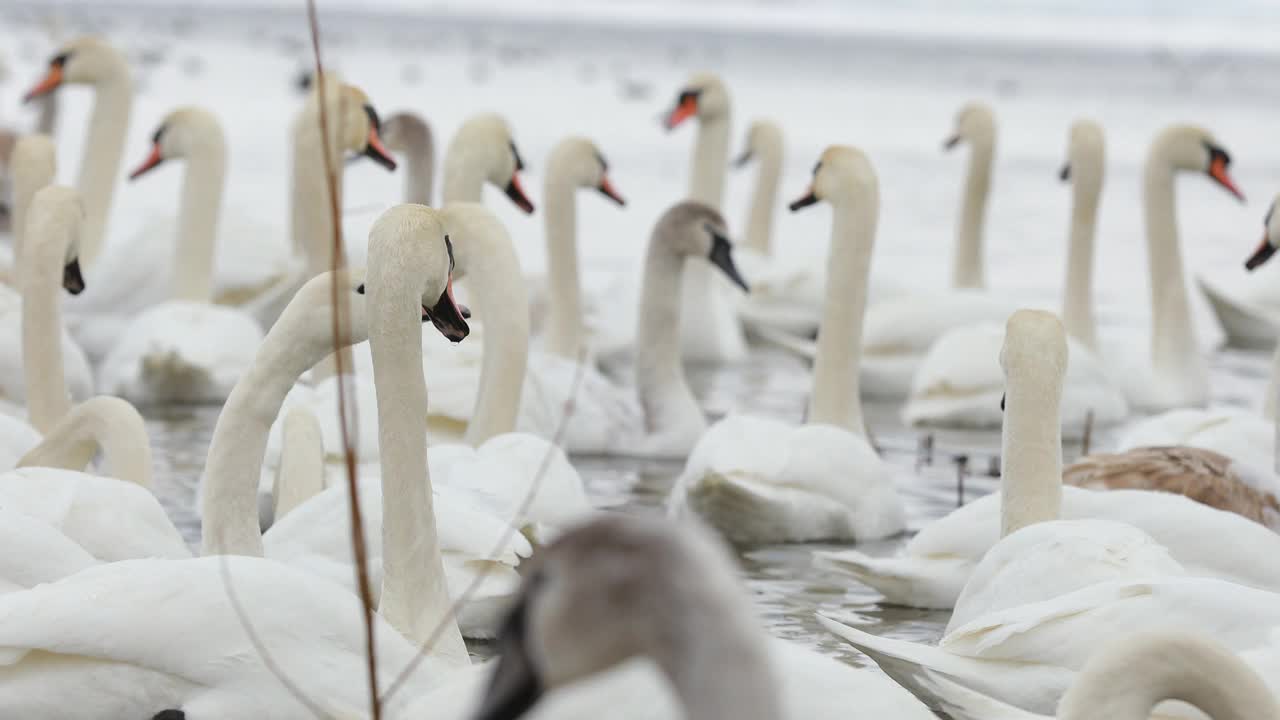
[21,189,78,433]
[542,156,584,360]
[367,220,468,662]
[1142,148,1200,386]
[636,231,705,437]
[386,115,434,205]
[200,272,367,557]
[77,71,132,268]
[690,112,731,209]
[290,111,347,279]
[10,135,57,277]
[952,138,993,289]
[1062,160,1102,352]
[742,127,782,255]
[272,407,325,521]
[1000,350,1064,537]
[808,191,877,435]
[173,136,225,302]
[446,206,530,446]
[17,396,151,487]
[1058,633,1278,720]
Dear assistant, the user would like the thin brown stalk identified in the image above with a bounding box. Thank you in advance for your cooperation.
[307,1,381,718]
[381,348,590,703]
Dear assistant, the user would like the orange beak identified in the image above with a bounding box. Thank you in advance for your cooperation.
[23,65,64,103]
[1209,155,1245,202]
[664,97,697,131]
[363,126,397,172]
[128,143,165,180]
[597,175,626,206]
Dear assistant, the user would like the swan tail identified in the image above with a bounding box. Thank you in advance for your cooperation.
[915,669,1043,720]
[812,549,966,609]
[681,472,856,544]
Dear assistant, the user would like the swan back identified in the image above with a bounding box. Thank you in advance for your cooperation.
[1058,629,1278,720]
[999,309,1067,536]
[475,514,780,720]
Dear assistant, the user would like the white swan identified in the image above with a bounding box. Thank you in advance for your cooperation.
[732,120,829,338]
[661,72,749,363]
[1197,192,1280,350]
[923,629,1280,720]
[430,513,936,720]
[820,574,1280,716]
[271,406,325,521]
[1117,195,1280,469]
[0,135,92,423]
[668,146,907,543]
[902,120,1128,437]
[625,201,750,458]
[815,314,1280,611]
[441,112,535,213]
[97,107,265,404]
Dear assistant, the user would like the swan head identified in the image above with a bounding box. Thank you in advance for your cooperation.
[943,101,995,151]
[128,107,226,180]
[732,120,782,167]
[23,36,128,102]
[1244,194,1280,271]
[379,111,431,155]
[473,514,774,720]
[662,71,729,130]
[1000,309,1067,398]
[788,145,877,211]
[1060,118,1104,185]
[655,201,748,293]
[548,136,625,206]
[1151,125,1244,201]
[446,113,535,214]
[335,85,398,173]
[366,204,469,342]
[27,185,86,295]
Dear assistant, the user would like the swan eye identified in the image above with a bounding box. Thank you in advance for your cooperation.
[50,52,70,68]
[676,89,700,106]
[509,141,526,172]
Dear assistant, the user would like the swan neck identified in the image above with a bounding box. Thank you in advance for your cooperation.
[173,145,225,302]
[1143,157,1199,383]
[17,396,152,487]
[543,171,583,360]
[742,137,782,255]
[200,301,353,557]
[291,124,347,279]
[21,217,73,433]
[636,237,704,436]
[11,137,57,276]
[1062,173,1101,351]
[1059,635,1278,720]
[1265,344,1280,422]
[368,243,468,662]
[808,198,875,435]
[77,75,133,267]
[952,140,992,289]
[396,123,434,206]
[458,227,530,446]
[1000,364,1064,536]
[441,152,485,205]
[272,408,325,521]
[690,113,731,209]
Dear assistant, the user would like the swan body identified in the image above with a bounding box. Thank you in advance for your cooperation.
[904,121,1129,435]
[671,148,907,542]
[462,513,935,720]
[98,108,264,403]
[819,576,1280,716]
[1196,192,1280,349]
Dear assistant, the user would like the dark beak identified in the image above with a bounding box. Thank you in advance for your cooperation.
[943,134,961,151]
[705,225,748,293]
[732,149,753,168]
[1059,164,1071,182]
[425,276,470,342]
[1245,238,1277,271]
[504,174,536,214]
[62,258,85,295]
[789,190,819,212]
[362,126,398,172]
[596,176,626,206]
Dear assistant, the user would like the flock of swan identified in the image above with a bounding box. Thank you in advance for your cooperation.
[0,29,1279,720]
